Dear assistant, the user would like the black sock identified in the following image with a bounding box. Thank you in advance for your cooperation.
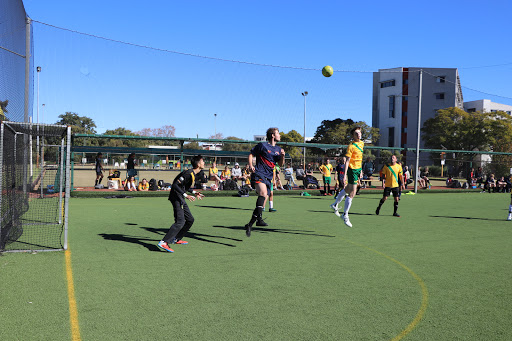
[327,184,330,193]
[378,199,384,209]
[249,196,266,225]
[95,180,98,186]
[394,202,398,214]
[98,178,103,184]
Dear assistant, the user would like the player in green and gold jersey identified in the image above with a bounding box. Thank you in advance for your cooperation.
[376,155,405,217]
[330,127,364,227]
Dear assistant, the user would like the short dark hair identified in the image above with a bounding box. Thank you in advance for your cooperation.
[266,127,279,141]
[191,155,203,169]
[350,126,361,136]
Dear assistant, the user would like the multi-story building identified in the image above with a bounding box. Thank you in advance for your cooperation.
[463,99,512,115]
[372,67,464,165]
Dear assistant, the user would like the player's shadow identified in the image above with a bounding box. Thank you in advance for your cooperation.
[213,225,335,238]
[98,233,161,252]
[308,210,374,216]
[430,215,505,222]
[140,226,242,247]
[196,204,252,211]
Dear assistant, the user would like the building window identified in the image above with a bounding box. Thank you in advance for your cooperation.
[402,127,407,133]
[403,79,408,85]
[388,127,394,147]
[467,108,476,113]
[491,110,497,113]
[435,93,445,100]
[402,111,408,117]
[507,111,511,115]
[402,96,408,101]
[388,96,395,118]
[436,76,446,83]
[381,80,396,88]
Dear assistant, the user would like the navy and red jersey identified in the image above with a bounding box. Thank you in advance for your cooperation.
[251,142,282,180]
[335,163,346,179]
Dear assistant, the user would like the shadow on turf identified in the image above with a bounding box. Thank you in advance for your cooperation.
[139,227,242,247]
[430,215,506,222]
[98,233,161,252]
[196,204,252,211]
[212,225,335,238]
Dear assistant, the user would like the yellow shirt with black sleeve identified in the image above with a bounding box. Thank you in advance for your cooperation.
[222,169,231,178]
[380,163,403,188]
[209,167,218,178]
[346,141,364,170]
[319,164,333,177]
[138,182,149,191]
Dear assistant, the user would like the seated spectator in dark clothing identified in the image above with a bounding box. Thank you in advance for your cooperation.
[296,164,305,181]
[420,167,431,189]
[446,175,460,188]
[497,176,508,192]
[467,168,476,186]
[475,167,484,188]
[485,173,496,193]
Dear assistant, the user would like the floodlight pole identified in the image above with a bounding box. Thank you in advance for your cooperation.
[302,91,308,167]
[414,70,423,194]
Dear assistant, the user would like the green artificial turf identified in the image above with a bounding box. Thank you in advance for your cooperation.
[2,192,512,340]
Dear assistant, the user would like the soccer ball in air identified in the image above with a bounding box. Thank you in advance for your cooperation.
[322,65,334,77]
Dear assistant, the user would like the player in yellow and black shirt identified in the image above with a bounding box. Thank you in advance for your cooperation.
[376,155,405,217]
[330,127,364,227]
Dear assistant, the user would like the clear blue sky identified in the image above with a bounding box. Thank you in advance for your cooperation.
[23,0,512,140]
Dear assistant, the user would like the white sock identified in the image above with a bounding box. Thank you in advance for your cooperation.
[344,196,353,215]
[334,190,346,206]
[269,201,273,209]
[509,205,512,213]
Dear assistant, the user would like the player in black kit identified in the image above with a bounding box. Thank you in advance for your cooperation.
[157,155,205,253]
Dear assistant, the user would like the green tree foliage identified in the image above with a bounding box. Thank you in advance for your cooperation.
[134,125,177,146]
[222,136,252,152]
[183,141,201,149]
[280,130,304,163]
[422,107,512,176]
[99,127,146,148]
[56,112,98,147]
[310,118,380,158]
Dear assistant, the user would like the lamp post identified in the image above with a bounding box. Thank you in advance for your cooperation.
[36,66,41,167]
[414,70,423,194]
[301,91,308,167]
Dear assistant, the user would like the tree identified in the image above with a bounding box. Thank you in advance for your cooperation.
[422,107,512,176]
[135,125,177,146]
[56,112,97,134]
[99,127,146,148]
[280,130,304,164]
[310,118,379,158]
[222,136,252,152]
[183,141,201,149]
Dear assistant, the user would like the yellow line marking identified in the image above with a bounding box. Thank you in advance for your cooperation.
[342,239,429,341]
[65,249,81,341]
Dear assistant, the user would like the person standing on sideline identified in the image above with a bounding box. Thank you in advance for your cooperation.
[127,152,137,177]
[333,156,347,203]
[376,155,405,217]
[319,159,334,196]
[157,155,205,253]
[245,127,285,237]
[95,152,104,187]
[330,127,364,227]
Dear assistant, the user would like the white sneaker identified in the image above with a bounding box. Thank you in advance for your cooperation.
[342,214,352,227]
[507,213,512,221]
[330,203,340,217]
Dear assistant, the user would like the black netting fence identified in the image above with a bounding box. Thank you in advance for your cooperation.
[0,0,33,123]
[0,122,71,252]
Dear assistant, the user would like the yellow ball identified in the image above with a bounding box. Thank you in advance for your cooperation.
[322,65,333,77]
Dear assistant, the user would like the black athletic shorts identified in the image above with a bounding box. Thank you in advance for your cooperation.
[383,187,400,198]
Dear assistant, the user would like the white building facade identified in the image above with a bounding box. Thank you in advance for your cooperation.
[372,67,464,165]
[463,99,512,115]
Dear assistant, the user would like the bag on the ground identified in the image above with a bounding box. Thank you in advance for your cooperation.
[149,178,158,191]
[238,187,250,197]
[223,179,238,190]
[283,184,292,190]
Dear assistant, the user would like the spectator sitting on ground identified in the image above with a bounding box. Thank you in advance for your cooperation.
[209,162,222,188]
[497,176,507,192]
[242,164,252,188]
[485,173,496,193]
[403,166,412,189]
[221,165,231,181]
[138,178,149,191]
[231,163,243,183]
[306,163,314,176]
[421,166,431,189]
[416,167,426,188]
[124,176,137,191]
[284,163,297,187]
[296,164,305,181]
[475,167,484,188]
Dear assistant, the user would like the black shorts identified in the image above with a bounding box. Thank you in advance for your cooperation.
[383,187,400,198]
[251,173,271,193]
